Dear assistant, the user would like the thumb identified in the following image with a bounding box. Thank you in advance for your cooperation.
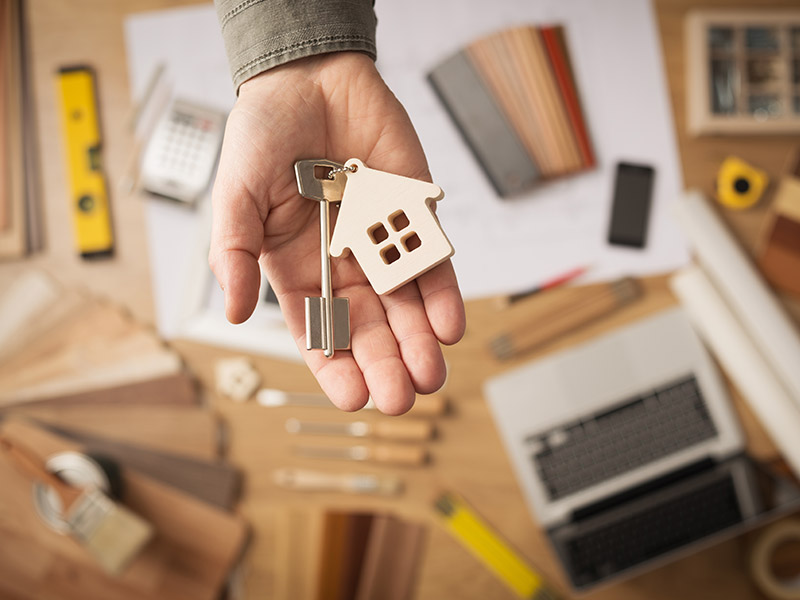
[208,182,265,324]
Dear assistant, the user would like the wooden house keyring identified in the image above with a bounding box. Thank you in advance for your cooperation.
[330,159,455,295]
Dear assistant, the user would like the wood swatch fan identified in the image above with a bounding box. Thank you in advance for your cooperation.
[0,270,191,407]
[429,25,595,198]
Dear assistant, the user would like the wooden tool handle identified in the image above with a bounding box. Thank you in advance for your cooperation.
[273,468,403,495]
[370,444,428,466]
[409,394,447,417]
[0,435,82,509]
[372,419,434,441]
[496,278,641,358]
[273,467,344,491]
[516,292,618,347]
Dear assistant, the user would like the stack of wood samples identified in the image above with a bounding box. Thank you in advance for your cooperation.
[0,419,248,600]
[429,25,595,197]
[0,270,187,407]
[1,0,41,258]
[316,511,427,600]
[0,270,250,599]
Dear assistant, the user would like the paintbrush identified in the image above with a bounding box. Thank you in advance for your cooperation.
[0,435,154,575]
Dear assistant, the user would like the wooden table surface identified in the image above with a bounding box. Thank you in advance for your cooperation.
[6,0,800,598]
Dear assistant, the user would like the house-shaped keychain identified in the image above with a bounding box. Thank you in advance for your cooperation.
[330,159,455,295]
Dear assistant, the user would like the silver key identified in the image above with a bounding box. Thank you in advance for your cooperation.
[294,160,351,357]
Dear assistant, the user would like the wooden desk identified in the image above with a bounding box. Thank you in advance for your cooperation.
[4,0,799,598]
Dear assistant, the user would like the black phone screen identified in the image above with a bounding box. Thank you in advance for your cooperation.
[607,162,655,248]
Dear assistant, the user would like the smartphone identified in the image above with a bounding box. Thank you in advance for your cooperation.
[607,162,655,248]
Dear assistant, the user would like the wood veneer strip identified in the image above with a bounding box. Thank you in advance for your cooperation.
[542,25,595,168]
[511,26,583,173]
[467,34,553,174]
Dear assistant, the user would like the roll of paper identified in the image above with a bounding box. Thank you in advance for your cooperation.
[670,266,800,478]
[674,190,800,405]
[749,520,800,600]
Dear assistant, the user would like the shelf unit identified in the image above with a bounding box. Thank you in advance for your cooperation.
[686,10,800,135]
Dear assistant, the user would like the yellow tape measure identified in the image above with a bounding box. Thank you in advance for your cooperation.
[716,156,769,210]
[57,66,113,258]
[434,492,560,600]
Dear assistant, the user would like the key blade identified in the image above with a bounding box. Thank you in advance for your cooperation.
[305,296,350,351]
[305,296,326,350]
[295,159,346,202]
[332,297,350,350]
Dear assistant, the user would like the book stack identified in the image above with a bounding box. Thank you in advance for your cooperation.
[1,0,40,259]
[429,25,595,198]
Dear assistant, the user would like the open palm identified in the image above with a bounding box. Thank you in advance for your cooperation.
[209,53,465,414]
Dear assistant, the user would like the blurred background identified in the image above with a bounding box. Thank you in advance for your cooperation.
[1,0,800,599]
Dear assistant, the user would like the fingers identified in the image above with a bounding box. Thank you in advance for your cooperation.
[380,282,447,395]
[416,260,466,345]
[208,180,266,324]
[217,249,262,324]
[307,355,371,413]
[351,304,417,415]
[280,279,417,416]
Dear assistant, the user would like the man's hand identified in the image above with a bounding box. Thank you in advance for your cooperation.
[209,52,465,415]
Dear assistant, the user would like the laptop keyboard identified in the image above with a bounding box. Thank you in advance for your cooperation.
[557,470,743,588]
[529,375,718,500]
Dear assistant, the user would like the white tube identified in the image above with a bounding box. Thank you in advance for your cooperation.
[670,266,800,478]
[674,190,800,406]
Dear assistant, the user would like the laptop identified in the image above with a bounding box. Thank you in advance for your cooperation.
[485,308,767,590]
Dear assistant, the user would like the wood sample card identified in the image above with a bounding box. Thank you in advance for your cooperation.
[758,163,800,298]
[0,271,189,408]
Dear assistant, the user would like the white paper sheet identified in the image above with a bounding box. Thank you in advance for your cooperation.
[374,0,689,298]
[125,6,300,360]
[124,0,689,344]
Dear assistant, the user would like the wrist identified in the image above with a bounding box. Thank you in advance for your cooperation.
[239,52,377,99]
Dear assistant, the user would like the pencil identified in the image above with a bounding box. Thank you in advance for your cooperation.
[503,265,589,306]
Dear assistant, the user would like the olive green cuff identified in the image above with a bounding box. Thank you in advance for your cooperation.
[215,0,377,92]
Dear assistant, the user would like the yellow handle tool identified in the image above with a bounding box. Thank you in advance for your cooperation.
[57,66,113,258]
[434,492,560,600]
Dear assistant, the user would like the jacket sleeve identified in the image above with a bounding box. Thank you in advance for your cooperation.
[214,0,377,92]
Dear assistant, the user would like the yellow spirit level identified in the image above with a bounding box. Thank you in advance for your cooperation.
[57,66,113,258]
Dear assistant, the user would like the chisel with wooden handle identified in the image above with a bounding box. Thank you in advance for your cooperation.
[285,418,434,441]
[292,443,428,466]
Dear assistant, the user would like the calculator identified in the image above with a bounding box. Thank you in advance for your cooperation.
[139,99,226,204]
